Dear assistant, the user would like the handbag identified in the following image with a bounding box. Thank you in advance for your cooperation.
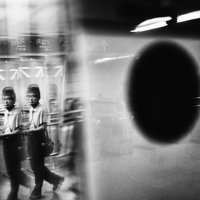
[42,129,54,157]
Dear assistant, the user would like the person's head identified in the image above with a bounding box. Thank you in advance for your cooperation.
[27,84,40,107]
[2,86,16,110]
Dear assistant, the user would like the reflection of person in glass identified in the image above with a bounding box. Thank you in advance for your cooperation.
[23,84,64,200]
[48,83,59,112]
[59,98,74,157]
[47,83,60,153]
[0,86,32,200]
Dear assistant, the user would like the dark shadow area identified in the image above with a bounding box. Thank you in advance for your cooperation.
[127,41,200,143]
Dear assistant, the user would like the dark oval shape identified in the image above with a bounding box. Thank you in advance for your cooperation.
[127,41,200,144]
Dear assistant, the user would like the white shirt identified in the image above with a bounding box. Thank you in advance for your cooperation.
[3,107,21,134]
[29,104,47,130]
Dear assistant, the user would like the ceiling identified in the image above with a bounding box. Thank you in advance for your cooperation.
[0,0,70,36]
[75,0,200,38]
[0,0,200,38]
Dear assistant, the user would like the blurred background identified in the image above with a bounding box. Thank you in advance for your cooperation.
[1,0,200,200]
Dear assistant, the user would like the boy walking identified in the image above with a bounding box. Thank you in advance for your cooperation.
[23,84,64,200]
[0,86,32,200]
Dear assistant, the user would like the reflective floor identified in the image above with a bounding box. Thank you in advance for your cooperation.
[87,139,200,200]
[2,138,200,200]
[0,153,83,200]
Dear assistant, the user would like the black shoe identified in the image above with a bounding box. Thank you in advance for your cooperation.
[53,176,65,191]
[28,194,42,200]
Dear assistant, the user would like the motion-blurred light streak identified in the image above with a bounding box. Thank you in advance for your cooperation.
[95,55,135,63]
[177,10,200,23]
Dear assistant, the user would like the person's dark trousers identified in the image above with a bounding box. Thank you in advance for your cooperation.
[29,149,44,195]
[3,135,31,199]
[28,135,62,196]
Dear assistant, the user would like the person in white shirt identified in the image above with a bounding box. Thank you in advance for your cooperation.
[23,84,64,200]
[0,86,32,200]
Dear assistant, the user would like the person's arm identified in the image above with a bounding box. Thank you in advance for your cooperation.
[27,122,47,135]
[0,127,21,138]
[0,110,22,138]
[22,123,47,136]
[23,107,47,135]
[4,128,20,135]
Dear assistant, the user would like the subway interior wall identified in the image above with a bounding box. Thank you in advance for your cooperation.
[73,1,200,200]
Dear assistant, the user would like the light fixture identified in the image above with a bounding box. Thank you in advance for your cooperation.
[131,10,200,33]
[177,10,200,23]
[131,21,168,32]
[131,17,172,32]
[94,55,134,64]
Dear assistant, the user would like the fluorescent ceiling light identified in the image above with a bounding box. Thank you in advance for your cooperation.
[131,21,168,32]
[177,10,200,23]
[95,55,134,64]
[131,10,200,33]
[139,17,172,26]
[131,17,171,32]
